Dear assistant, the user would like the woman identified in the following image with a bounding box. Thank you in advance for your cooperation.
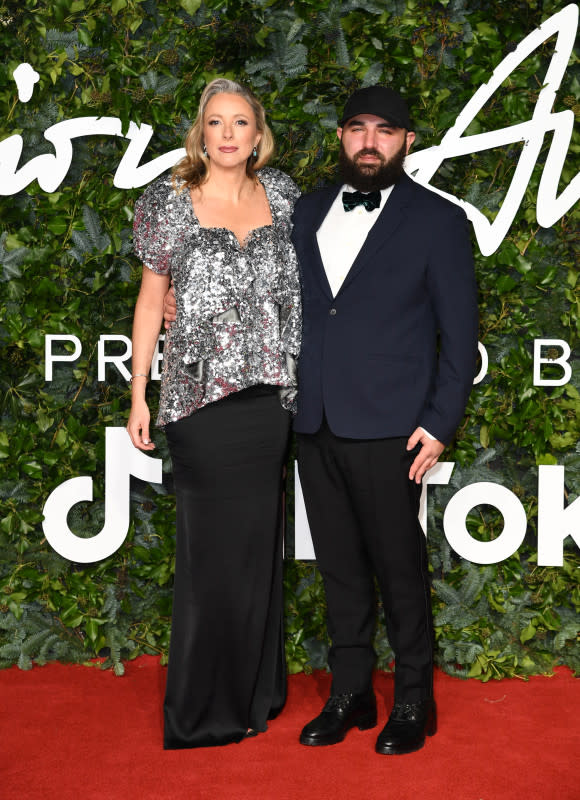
[127,78,301,749]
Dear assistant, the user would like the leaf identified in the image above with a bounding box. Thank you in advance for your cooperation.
[475,22,499,39]
[0,432,9,459]
[468,658,483,677]
[361,62,383,88]
[520,621,537,644]
[432,580,462,605]
[82,205,110,250]
[84,618,101,643]
[536,453,558,466]
[180,0,201,15]
[480,424,489,448]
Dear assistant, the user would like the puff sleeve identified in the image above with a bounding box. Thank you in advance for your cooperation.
[133,176,177,275]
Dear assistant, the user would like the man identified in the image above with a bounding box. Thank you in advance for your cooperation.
[291,85,478,755]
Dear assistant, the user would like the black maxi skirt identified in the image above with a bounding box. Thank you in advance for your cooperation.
[162,385,290,749]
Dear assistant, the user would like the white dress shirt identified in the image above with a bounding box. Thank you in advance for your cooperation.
[316,184,394,297]
[316,183,437,444]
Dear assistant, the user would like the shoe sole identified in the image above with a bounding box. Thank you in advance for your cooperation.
[300,712,377,746]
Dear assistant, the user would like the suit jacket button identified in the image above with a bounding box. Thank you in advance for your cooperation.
[329,308,337,316]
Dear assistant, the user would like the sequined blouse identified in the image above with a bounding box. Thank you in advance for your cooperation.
[133,167,302,427]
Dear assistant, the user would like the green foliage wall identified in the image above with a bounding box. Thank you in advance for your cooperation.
[0,0,578,680]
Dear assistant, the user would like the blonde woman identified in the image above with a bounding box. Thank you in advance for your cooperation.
[128,79,301,748]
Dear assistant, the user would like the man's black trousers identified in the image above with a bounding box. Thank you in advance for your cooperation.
[297,419,434,703]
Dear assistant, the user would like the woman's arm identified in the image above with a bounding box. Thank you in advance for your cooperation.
[127,267,170,451]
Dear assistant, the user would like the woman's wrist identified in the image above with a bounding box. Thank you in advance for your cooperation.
[130,374,149,400]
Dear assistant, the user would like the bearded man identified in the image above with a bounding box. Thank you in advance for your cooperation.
[292,85,478,755]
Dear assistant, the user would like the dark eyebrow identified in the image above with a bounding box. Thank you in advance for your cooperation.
[343,118,398,130]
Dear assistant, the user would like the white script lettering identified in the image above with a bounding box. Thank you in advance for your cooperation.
[3,5,578,255]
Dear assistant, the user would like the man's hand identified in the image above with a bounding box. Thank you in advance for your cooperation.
[407,427,445,484]
[163,284,177,330]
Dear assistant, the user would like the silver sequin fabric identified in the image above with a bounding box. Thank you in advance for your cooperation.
[133,167,302,427]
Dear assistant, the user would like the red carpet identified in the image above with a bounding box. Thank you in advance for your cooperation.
[1,657,577,800]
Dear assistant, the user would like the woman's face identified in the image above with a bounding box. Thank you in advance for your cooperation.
[202,92,261,169]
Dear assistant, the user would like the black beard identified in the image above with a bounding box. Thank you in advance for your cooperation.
[338,140,407,192]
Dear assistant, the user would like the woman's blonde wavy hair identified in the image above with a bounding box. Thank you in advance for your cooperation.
[172,78,275,191]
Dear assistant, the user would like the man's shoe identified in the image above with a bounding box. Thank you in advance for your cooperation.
[300,688,377,746]
[375,699,437,755]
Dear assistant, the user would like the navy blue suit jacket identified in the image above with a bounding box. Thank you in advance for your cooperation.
[291,173,479,445]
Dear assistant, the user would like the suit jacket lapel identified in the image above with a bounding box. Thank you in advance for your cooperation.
[336,174,415,296]
[306,185,340,300]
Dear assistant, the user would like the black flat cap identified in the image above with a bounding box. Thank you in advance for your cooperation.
[339,85,412,129]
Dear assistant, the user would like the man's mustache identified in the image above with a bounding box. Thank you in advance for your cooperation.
[354,148,385,162]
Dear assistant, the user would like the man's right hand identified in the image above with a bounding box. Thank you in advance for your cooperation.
[163,284,177,330]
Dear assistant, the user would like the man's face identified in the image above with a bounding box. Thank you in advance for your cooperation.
[337,114,415,192]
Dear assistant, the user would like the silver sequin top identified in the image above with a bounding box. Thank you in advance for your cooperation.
[133,167,302,427]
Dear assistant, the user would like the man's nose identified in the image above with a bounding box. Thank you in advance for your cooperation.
[362,128,378,148]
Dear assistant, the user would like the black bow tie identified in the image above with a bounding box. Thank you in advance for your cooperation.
[342,190,381,212]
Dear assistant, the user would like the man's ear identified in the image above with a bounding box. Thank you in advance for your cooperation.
[337,127,343,142]
[405,130,416,154]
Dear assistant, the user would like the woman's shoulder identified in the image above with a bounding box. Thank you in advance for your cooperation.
[258,167,301,202]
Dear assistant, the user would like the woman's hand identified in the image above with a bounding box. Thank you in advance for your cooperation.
[127,398,156,451]
[163,283,177,330]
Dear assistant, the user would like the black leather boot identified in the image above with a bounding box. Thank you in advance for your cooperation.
[375,699,437,755]
[300,688,377,746]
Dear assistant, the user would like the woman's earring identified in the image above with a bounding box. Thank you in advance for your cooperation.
[252,146,258,158]
[202,144,208,157]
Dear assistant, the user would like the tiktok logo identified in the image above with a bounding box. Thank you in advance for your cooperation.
[42,428,163,563]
